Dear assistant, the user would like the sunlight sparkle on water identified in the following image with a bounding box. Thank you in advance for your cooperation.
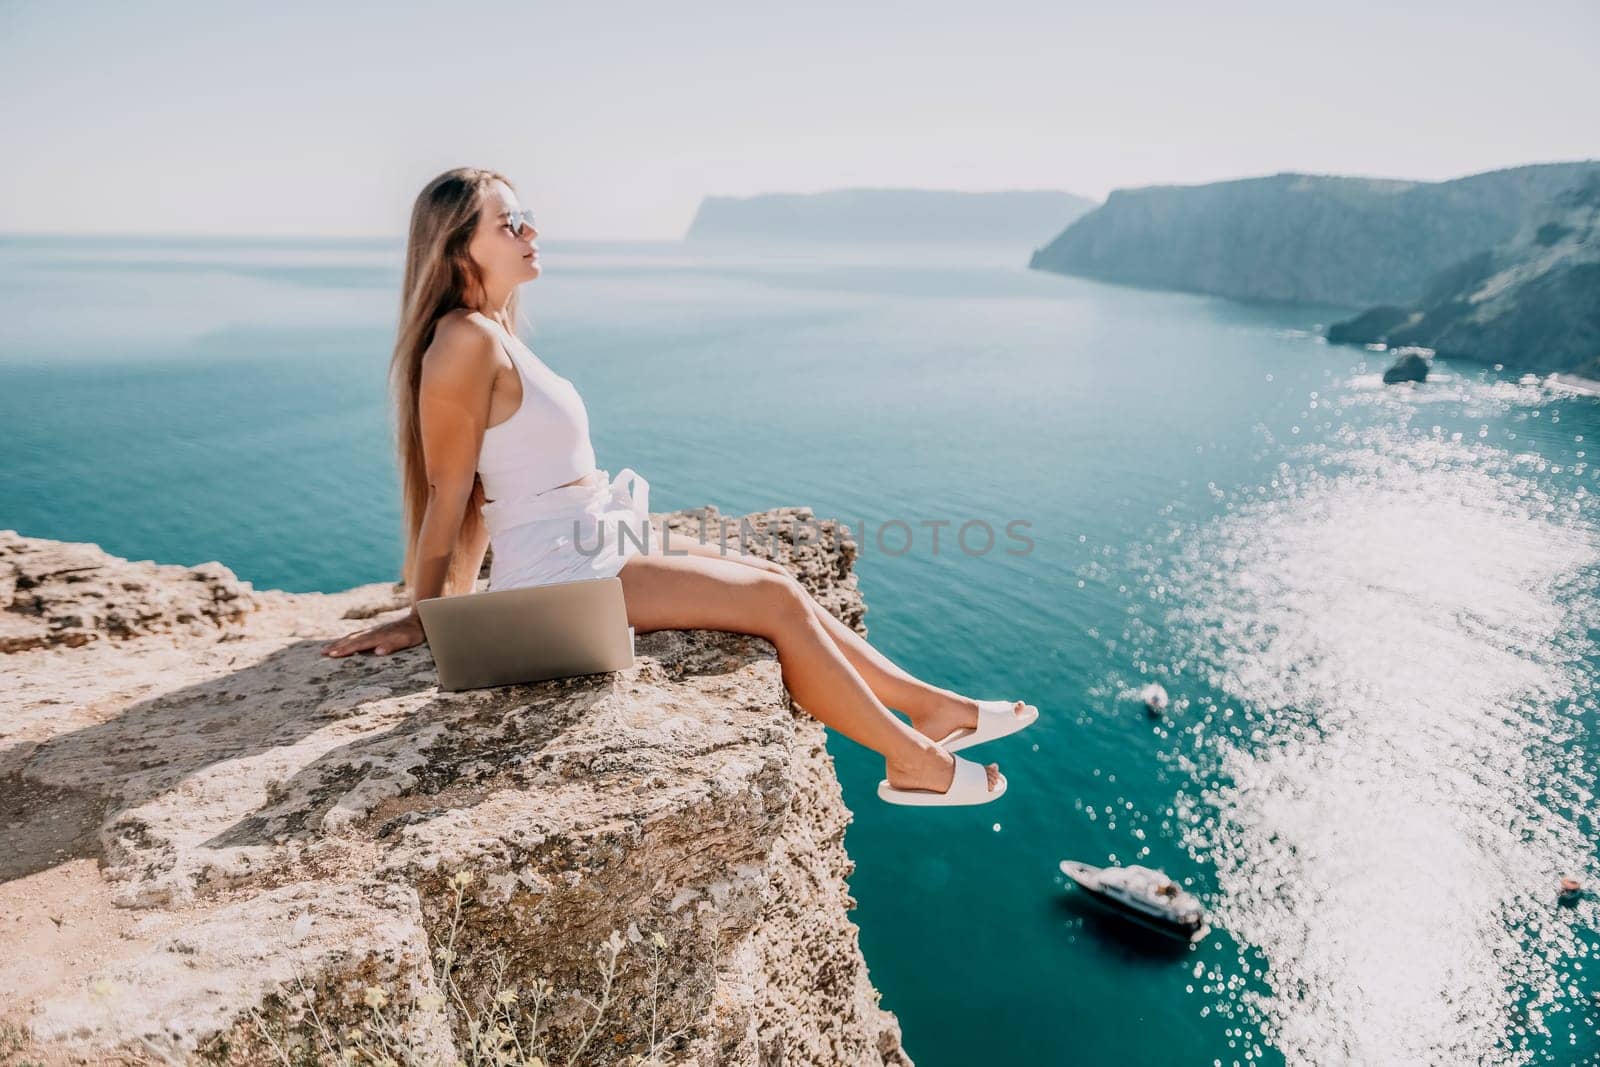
[1137,375,1600,1064]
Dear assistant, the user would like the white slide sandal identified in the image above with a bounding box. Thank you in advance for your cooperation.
[878,753,1007,806]
[937,700,1039,754]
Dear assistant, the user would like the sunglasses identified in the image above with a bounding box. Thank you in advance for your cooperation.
[502,209,537,237]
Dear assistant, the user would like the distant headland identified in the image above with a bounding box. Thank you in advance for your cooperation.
[683,187,1095,247]
[1027,161,1600,378]
[1028,162,1600,307]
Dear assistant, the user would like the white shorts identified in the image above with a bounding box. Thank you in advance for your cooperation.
[482,467,652,592]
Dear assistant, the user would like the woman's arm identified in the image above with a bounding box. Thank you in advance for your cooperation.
[454,501,491,589]
[404,319,499,605]
[322,318,498,657]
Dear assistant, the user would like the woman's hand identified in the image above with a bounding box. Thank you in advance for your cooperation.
[321,611,427,658]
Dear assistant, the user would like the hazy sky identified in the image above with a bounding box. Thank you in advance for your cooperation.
[2,0,1596,240]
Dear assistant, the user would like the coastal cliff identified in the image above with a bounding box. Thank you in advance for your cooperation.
[1029,162,1600,307]
[1326,176,1600,378]
[0,513,912,1066]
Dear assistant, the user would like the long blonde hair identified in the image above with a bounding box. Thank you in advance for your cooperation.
[391,167,521,595]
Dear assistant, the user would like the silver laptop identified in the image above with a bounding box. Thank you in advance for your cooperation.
[414,576,635,692]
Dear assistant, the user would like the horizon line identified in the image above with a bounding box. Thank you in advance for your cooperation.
[7,158,1597,243]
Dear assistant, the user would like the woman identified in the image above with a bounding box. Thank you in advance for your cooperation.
[322,167,1037,806]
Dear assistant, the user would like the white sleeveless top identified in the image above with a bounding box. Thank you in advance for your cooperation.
[476,321,598,502]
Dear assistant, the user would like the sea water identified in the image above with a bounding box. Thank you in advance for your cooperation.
[2,234,1596,1065]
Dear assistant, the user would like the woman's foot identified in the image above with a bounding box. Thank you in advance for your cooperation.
[908,691,1032,747]
[885,740,1003,795]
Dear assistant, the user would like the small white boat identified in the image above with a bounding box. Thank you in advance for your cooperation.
[1139,682,1169,715]
[1060,860,1209,942]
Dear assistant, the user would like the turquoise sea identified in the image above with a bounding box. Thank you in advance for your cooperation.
[3,234,1598,1065]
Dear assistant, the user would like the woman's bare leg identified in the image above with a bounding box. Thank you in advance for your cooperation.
[795,591,1031,742]
[650,534,1032,743]
[616,551,1002,796]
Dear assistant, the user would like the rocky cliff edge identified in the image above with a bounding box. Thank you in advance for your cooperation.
[0,511,911,1066]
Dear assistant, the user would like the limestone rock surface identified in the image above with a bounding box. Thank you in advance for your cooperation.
[0,507,910,1066]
